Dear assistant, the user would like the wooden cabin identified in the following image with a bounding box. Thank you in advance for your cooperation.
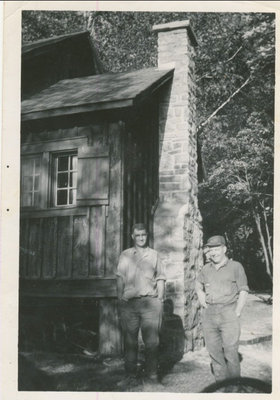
[20,21,203,356]
[20,65,174,354]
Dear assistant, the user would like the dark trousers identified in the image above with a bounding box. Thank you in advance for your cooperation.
[119,297,163,377]
[202,302,241,382]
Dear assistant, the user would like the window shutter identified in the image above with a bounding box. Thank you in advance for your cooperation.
[77,147,109,206]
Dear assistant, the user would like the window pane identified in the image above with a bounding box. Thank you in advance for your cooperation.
[58,156,69,171]
[57,172,68,188]
[22,193,32,207]
[22,159,32,175]
[69,189,76,204]
[23,176,33,191]
[21,155,42,208]
[69,172,77,188]
[70,155,77,170]
[34,175,40,190]
[69,189,73,204]
[34,192,40,207]
[54,152,77,206]
[57,190,68,205]
[35,158,41,172]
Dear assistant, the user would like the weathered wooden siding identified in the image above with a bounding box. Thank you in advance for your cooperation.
[99,299,123,355]
[20,207,107,280]
[20,121,122,296]
[123,105,159,247]
[20,120,123,354]
[105,122,123,276]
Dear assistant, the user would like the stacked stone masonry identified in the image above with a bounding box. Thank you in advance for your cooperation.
[153,21,203,351]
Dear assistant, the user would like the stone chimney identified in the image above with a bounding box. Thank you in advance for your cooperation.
[152,20,203,351]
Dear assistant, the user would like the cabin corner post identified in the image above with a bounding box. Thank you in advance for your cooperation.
[99,298,123,355]
[153,21,204,351]
[99,122,123,355]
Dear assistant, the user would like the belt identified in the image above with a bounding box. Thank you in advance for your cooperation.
[130,295,153,300]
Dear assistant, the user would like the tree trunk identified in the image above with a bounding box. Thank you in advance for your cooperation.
[197,75,251,135]
[253,210,272,279]
[262,209,273,266]
[82,11,90,30]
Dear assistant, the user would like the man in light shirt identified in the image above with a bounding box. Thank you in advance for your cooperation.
[116,223,166,387]
[196,235,249,382]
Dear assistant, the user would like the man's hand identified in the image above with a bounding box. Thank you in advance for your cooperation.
[197,292,208,308]
[157,297,164,305]
[200,300,208,309]
[235,310,241,318]
[156,279,165,302]
[195,281,208,308]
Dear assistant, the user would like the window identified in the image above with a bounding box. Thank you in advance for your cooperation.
[53,153,77,206]
[21,156,42,207]
[20,137,109,209]
[21,151,78,209]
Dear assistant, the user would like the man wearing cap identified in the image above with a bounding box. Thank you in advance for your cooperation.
[196,235,249,382]
[116,223,166,388]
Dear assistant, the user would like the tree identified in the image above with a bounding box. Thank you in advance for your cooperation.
[197,14,274,284]
[22,10,86,42]
[199,113,273,279]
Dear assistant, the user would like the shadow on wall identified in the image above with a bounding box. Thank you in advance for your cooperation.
[157,82,172,170]
[158,298,185,379]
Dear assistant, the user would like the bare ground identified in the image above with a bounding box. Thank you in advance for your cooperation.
[19,293,272,393]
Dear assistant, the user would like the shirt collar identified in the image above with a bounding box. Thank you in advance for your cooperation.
[133,246,150,254]
[211,256,229,270]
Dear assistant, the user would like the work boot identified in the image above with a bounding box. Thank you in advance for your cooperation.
[142,374,164,391]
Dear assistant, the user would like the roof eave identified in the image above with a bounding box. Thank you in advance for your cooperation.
[21,69,174,122]
[22,31,90,58]
[21,98,134,121]
[133,68,174,107]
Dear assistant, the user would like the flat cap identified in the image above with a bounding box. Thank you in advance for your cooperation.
[205,235,226,247]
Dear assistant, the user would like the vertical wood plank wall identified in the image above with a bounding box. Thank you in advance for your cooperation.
[105,122,123,276]
[20,122,118,282]
[99,122,123,354]
[123,105,159,248]
[20,208,108,280]
[99,299,122,355]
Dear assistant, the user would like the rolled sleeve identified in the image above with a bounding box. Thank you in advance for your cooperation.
[235,262,249,292]
[155,255,166,281]
[116,253,126,280]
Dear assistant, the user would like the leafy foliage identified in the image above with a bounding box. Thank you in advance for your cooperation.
[197,14,274,286]
[22,11,275,288]
[22,11,86,42]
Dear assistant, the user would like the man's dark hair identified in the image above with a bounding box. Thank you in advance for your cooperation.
[131,223,147,233]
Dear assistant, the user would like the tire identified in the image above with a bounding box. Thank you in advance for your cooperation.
[201,377,272,393]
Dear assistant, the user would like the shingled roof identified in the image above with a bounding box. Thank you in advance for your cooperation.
[22,31,104,100]
[21,67,174,121]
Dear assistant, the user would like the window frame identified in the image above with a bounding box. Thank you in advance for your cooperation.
[51,151,78,208]
[21,137,85,211]
[20,154,43,209]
